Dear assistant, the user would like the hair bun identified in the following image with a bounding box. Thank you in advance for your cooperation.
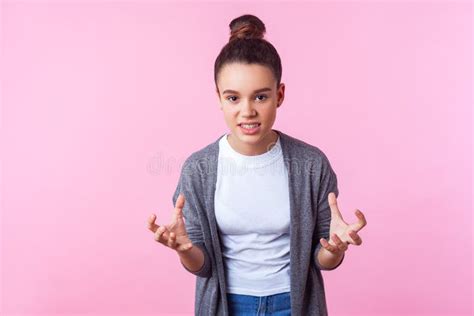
[229,14,266,42]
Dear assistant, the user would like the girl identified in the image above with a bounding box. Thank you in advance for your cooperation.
[147,14,367,316]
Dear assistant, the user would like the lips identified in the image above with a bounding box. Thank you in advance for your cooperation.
[238,122,261,126]
[238,123,261,135]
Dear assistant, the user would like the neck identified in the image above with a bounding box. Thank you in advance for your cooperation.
[227,130,279,156]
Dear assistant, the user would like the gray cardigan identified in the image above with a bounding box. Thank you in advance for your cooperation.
[172,129,344,315]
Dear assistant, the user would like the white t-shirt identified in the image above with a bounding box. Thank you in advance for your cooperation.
[214,133,291,296]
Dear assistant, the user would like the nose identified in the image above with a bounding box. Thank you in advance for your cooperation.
[241,100,257,117]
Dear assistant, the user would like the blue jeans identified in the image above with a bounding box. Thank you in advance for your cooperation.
[227,291,291,316]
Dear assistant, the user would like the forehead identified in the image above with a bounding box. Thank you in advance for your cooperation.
[218,63,275,93]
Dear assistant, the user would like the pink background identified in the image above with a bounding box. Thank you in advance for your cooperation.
[1,1,472,315]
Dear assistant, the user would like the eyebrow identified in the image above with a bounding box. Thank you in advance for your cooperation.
[222,87,272,95]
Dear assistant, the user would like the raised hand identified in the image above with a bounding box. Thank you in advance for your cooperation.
[320,192,367,254]
[147,193,194,252]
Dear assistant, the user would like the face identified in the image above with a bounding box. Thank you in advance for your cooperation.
[216,62,285,156]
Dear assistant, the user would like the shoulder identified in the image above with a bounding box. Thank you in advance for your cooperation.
[280,131,334,170]
[180,135,221,177]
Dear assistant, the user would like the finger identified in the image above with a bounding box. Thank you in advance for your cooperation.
[176,242,193,252]
[147,214,159,232]
[175,193,185,212]
[161,226,170,241]
[167,232,177,249]
[354,209,367,230]
[344,231,358,245]
[331,233,348,252]
[328,192,343,219]
[154,226,169,244]
[349,230,363,245]
[320,237,338,253]
[173,193,186,221]
[154,226,164,242]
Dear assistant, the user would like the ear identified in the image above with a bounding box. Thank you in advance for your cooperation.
[277,83,285,107]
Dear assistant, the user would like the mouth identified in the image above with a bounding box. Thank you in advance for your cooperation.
[238,122,261,134]
[238,122,261,127]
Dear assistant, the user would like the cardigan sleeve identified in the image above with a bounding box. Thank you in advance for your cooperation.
[171,160,212,278]
[313,157,345,271]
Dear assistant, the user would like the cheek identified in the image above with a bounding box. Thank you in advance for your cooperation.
[262,107,277,118]
[263,111,277,125]
[224,108,238,117]
[223,110,238,123]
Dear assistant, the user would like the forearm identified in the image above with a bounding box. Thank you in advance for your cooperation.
[177,244,205,273]
[316,246,345,270]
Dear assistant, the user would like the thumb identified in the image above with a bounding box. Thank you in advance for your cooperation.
[174,193,185,219]
[328,192,342,218]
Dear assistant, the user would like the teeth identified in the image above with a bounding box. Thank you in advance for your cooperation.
[241,123,259,129]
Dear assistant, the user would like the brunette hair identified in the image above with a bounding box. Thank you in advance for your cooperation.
[214,14,283,92]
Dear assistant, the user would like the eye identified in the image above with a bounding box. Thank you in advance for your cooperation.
[225,95,268,103]
[226,96,238,102]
